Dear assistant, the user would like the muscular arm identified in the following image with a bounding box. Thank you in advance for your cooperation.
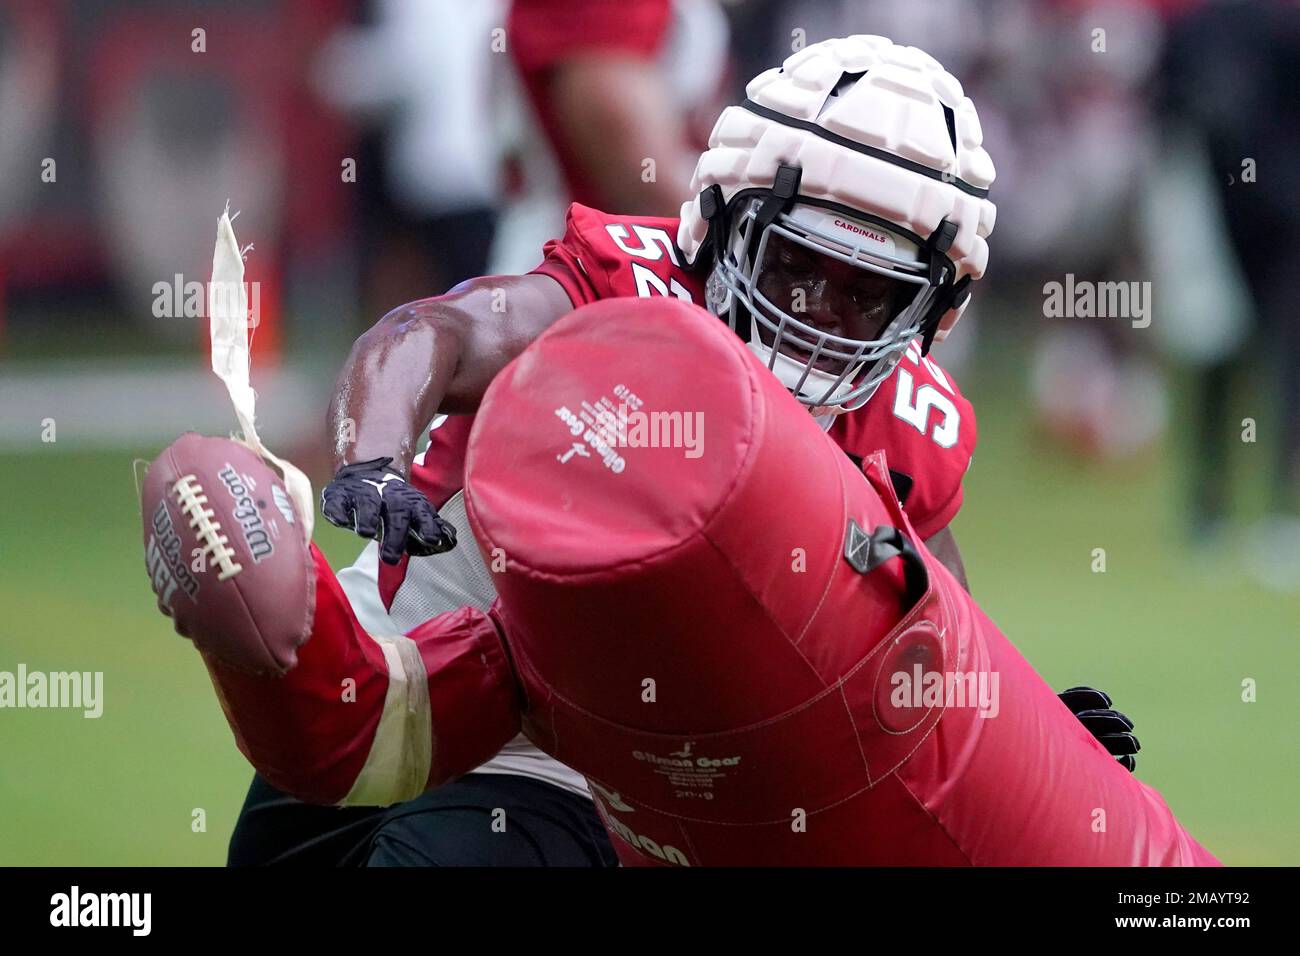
[327,273,573,474]
[923,525,969,593]
[549,57,694,215]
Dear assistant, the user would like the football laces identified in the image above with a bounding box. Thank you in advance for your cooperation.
[173,474,243,581]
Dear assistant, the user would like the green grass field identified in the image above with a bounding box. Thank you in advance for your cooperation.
[1,366,1296,865]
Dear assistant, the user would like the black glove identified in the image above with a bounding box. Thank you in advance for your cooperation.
[320,456,457,564]
[1058,685,1140,773]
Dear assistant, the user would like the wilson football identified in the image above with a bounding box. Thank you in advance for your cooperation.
[141,432,315,675]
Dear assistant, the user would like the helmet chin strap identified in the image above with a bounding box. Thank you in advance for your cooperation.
[810,409,838,432]
[745,334,867,409]
[917,219,962,356]
[730,164,804,345]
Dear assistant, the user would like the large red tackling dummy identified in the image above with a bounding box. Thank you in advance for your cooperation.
[464,297,1218,866]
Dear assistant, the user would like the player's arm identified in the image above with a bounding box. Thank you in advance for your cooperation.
[328,273,573,473]
[508,0,691,215]
[922,525,968,592]
[321,274,573,562]
[548,57,694,215]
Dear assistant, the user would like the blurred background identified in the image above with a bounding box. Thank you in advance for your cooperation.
[1,0,1297,865]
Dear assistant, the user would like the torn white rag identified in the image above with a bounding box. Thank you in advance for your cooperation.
[208,207,315,540]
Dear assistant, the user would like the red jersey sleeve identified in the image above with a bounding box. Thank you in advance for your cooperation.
[377,415,478,610]
[830,345,977,540]
[529,203,702,307]
[409,415,476,509]
[530,205,611,307]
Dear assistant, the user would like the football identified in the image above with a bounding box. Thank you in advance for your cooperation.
[141,432,315,676]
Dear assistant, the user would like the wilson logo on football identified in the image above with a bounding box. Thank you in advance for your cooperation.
[144,500,201,611]
[217,464,276,564]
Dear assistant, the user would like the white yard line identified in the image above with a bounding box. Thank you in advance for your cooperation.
[0,361,323,449]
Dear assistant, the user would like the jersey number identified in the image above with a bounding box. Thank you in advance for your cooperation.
[606,224,694,303]
[893,368,959,448]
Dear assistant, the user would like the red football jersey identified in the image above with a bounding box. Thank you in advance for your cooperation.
[527,203,977,539]
[406,202,975,594]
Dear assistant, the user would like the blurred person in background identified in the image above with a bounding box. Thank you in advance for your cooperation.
[313,0,503,320]
[489,0,729,273]
[1152,0,1300,589]
[1014,0,1168,462]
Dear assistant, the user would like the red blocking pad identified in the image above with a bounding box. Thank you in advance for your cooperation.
[465,298,1218,866]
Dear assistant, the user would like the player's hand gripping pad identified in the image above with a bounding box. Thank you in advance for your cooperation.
[465,298,1218,866]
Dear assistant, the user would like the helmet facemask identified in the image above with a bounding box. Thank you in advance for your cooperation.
[706,192,945,413]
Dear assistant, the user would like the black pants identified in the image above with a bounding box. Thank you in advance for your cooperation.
[228,772,619,867]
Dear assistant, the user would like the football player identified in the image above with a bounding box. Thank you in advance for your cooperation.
[228,35,1138,867]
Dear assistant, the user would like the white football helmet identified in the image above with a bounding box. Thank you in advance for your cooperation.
[678,35,997,412]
